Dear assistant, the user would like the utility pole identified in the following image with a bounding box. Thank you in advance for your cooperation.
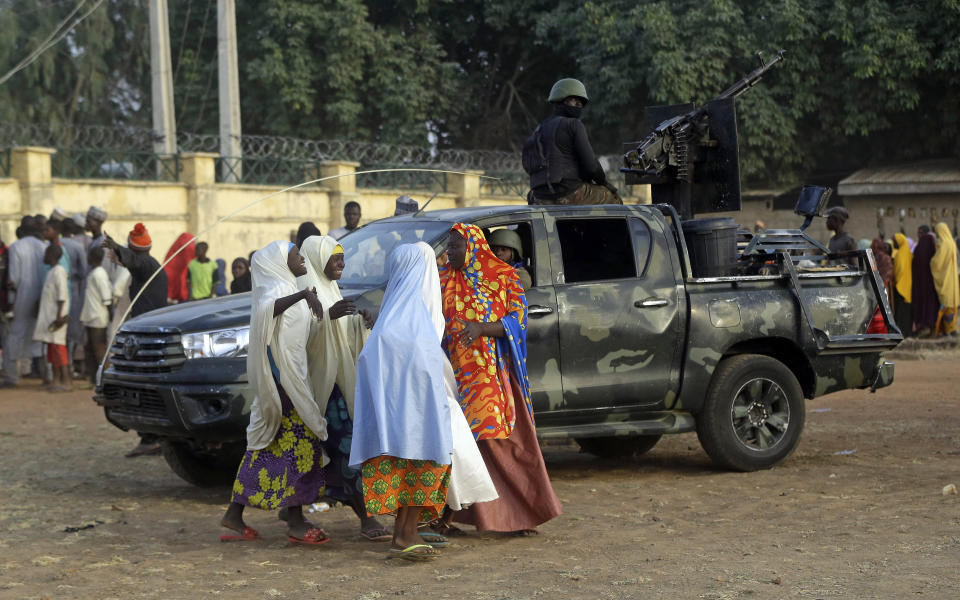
[149,0,177,162]
[218,0,242,182]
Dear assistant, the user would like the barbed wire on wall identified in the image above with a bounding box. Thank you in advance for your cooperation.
[0,121,638,196]
[0,122,523,172]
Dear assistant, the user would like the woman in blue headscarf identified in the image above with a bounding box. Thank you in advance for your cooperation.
[349,244,454,561]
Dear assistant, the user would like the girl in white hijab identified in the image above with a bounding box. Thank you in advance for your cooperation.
[219,241,331,545]
[298,235,391,541]
[414,242,497,513]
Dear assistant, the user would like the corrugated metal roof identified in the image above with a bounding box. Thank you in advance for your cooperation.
[839,159,960,195]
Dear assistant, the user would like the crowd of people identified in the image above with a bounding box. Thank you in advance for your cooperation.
[825,207,960,338]
[218,225,560,561]
[0,206,264,398]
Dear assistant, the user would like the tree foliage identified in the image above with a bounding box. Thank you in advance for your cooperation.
[1,0,959,185]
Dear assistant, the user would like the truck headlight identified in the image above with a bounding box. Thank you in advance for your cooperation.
[181,327,250,359]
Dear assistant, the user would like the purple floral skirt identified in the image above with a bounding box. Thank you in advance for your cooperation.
[231,378,326,510]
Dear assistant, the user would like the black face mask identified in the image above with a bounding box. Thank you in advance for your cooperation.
[554,104,583,119]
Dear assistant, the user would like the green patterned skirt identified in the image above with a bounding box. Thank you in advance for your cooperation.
[361,455,451,521]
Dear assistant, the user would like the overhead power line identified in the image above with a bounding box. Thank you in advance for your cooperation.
[0,0,106,86]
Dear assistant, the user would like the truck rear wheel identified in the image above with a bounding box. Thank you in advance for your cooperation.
[696,354,805,471]
[161,440,245,487]
[576,434,662,459]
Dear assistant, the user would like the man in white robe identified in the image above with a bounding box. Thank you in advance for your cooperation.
[2,218,46,387]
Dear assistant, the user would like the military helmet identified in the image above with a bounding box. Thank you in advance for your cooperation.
[488,229,523,258]
[548,78,589,104]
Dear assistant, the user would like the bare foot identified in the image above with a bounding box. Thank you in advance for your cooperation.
[220,515,248,534]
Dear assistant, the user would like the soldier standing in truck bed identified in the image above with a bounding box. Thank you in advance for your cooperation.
[524,78,621,206]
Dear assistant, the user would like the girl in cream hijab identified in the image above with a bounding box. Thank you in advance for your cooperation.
[298,235,390,540]
[219,241,330,545]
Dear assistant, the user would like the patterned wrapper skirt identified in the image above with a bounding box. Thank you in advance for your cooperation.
[361,455,451,522]
[231,379,326,510]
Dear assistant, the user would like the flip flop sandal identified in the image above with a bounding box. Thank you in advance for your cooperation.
[386,543,440,562]
[360,527,392,542]
[288,527,330,546]
[418,532,449,547]
[219,526,262,542]
[422,520,467,537]
[511,529,539,537]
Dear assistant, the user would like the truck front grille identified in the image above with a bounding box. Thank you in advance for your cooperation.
[103,385,169,421]
[110,332,186,373]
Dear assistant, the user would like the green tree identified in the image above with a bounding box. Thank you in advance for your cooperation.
[0,0,150,131]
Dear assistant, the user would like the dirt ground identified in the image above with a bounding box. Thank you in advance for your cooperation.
[1,358,959,600]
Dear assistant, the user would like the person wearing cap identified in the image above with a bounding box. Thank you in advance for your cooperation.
[825,206,856,255]
[102,223,170,457]
[68,214,93,251]
[488,229,533,290]
[393,195,419,216]
[85,206,108,248]
[102,223,169,318]
[524,78,620,205]
[328,201,362,240]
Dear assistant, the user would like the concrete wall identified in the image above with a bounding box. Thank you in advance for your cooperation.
[0,147,651,274]
[705,194,960,247]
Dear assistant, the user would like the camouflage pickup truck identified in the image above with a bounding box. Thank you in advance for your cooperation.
[95,203,899,485]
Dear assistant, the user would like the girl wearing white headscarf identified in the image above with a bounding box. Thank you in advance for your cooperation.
[413,242,498,512]
[219,241,331,545]
[299,235,390,541]
[349,244,453,561]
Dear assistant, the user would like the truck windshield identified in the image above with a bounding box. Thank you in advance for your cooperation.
[338,221,452,287]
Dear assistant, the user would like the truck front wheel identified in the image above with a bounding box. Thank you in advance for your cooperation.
[696,354,805,471]
[161,440,245,487]
[576,435,662,459]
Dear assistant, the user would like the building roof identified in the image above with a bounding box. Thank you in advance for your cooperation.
[839,159,960,196]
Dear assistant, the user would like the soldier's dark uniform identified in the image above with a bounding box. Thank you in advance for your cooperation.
[526,78,621,206]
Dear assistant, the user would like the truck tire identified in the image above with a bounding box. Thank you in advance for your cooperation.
[696,354,805,472]
[161,440,244,487]
[576,435,662,459]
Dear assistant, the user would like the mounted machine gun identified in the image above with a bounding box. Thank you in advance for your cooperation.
[622,50,785,220]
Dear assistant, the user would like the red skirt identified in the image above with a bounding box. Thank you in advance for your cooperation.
[453,388,562,532]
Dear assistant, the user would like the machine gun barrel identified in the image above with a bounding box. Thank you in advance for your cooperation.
[716,50,785,100]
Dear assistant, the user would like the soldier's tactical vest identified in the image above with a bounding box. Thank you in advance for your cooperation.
[522,115,581,191]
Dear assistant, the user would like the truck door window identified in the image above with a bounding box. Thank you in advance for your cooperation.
[484,222,536,286]
[556,218,637,283]
[630,218,652,277]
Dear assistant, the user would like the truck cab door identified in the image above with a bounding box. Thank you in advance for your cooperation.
[543,210,682,413]
[474,214,563,416]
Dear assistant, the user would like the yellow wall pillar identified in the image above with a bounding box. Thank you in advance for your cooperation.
[451,170,483,208]
[321,161,361,230]
[10,146,56,215]
[180,152,218,235]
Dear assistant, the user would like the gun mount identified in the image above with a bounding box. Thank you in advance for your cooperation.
[622,50,785,220]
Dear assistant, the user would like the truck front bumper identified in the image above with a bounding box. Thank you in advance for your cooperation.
[93,357,250,442]
[870,360,895,392]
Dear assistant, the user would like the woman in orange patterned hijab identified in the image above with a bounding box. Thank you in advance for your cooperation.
[439,223,531,439]
[437,223,561,535]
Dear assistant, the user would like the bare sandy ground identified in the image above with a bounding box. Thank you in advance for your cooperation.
[1,358,958,599]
